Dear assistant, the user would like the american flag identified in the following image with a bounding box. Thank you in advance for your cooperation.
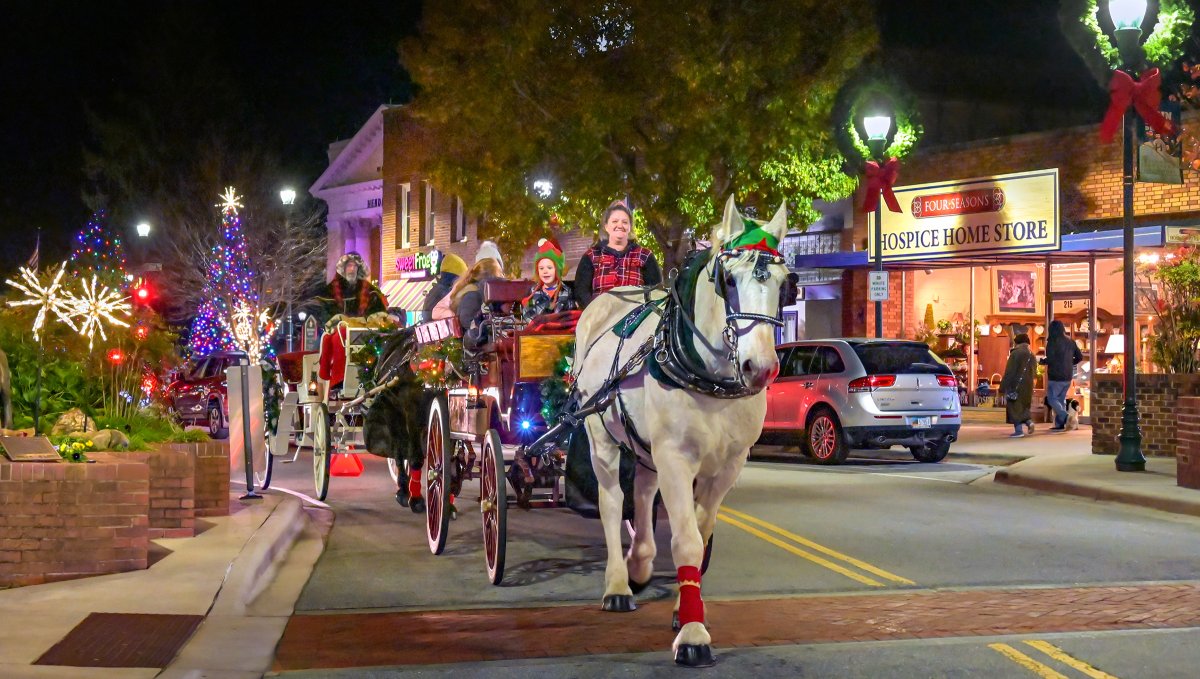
[25,230,39,270]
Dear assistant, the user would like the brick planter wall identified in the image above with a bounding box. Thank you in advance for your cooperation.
[114,448,196,539]
[166,441,230,517]
[1176,398,1200,490]
[0,456,149,587]
[1092,374,1200,457]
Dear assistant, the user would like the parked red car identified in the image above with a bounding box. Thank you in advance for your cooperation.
[164,351,246,438]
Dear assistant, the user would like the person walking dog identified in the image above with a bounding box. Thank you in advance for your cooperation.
[1041,320,1083,432]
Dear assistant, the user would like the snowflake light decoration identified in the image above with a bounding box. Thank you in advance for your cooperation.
[5,262,76,341]
[224,300,271,363]
[63,275,132,351]
[217,186,244,212]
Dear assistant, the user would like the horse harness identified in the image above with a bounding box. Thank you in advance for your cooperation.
[569,246,786,463]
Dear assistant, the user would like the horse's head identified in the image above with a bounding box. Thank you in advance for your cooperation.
[691,196,790,393]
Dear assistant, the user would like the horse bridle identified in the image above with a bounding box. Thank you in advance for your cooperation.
[657,246,787,393]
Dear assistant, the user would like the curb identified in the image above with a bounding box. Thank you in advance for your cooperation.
[994,469,1200,519]
[214,495,309,616]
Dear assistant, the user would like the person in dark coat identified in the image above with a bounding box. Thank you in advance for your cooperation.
[450,258,504,352]
[573,199,662,307]
[419,253,469,322]
[1041,319,1083,431]
[1000,333,1038,438]
[318,252,388,321]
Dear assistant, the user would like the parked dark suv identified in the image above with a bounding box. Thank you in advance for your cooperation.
[165,351,246,438]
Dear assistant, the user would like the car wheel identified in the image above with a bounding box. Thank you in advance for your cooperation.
[208,401,229,439]
[805,407,847,465]
[910,439,951,463]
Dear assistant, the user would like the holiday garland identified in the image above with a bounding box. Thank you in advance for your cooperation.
[1062,0,1195,77]
[539,339,575,422]
[413,337,464,389]
[832,68,924,171]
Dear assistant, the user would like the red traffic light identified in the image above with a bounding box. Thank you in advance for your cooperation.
[135,286,150,301]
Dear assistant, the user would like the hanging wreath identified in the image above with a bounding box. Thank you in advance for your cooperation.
[1061,0,1195,84]
[832,68,924,173]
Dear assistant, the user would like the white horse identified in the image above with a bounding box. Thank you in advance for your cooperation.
[572,196,789,666]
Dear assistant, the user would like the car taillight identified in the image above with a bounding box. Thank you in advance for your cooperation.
[848,375,896,392]
[936,375,958,388]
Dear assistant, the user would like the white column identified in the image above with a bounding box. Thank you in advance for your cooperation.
[355,218,371,261]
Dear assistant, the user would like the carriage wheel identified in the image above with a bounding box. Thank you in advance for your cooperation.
[480,429,507,585]
[311,403,331,502]
[424,395,452,555]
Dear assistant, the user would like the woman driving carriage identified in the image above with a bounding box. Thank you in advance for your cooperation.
[573,199,662,308]
[521,238,577,319]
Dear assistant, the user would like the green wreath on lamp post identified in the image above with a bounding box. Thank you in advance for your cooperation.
[833,69,924,174]
[1060,0,1195,85]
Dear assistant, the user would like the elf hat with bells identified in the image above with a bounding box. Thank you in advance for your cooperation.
[533,238,566,278]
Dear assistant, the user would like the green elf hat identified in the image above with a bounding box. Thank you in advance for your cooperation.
[534,238,566,277]
[724,217,781,255]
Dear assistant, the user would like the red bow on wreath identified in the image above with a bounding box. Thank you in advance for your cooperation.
[1099,68,1173,144]
[862,157,901,214]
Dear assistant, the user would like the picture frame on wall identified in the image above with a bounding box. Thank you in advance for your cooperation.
[995,269,1038,314]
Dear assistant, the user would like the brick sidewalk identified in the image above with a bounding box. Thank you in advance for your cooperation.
[273,582,1200,671]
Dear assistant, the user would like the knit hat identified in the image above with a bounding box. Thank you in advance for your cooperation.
[439,253,468,277]
[336,252,369,283]
[533,238,566,277]
[475,240,504,270]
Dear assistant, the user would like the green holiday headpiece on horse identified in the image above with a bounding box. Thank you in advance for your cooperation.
[723,217,781,256]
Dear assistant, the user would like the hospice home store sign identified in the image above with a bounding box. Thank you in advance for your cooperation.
[868,169,1060,262]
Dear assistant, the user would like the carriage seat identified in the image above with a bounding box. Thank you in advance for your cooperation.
[277,350,317,389]
[483,279,535,314]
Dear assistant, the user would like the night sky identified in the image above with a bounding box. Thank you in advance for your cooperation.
[0,1,1105,271]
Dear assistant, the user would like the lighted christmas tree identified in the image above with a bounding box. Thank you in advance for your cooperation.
[188,188,272,360]
[68,209,126,279]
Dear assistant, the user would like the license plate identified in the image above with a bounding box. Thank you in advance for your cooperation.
[909,416,932,429]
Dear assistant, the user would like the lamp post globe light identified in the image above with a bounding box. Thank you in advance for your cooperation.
[279,188,297,206]
[280,187,297,350]
[136,222,151,238]
[861,110,892,339]
[1102,0,1150,471]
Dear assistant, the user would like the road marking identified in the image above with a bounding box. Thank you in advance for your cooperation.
[1023,640,1120,679]
[230,478,331,508]
[988,643,1071,679]
[719,506,915,585]
[714,513,884,587]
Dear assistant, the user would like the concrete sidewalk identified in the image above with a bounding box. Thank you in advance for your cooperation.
[0,492,331,679]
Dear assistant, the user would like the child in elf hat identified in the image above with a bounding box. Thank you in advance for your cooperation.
[522,238,577,318]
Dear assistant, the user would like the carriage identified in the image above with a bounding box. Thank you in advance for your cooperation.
[413,279,581,584]
[267,319,388,501]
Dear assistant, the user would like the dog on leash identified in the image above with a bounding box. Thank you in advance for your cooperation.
[1043,396,1082,431]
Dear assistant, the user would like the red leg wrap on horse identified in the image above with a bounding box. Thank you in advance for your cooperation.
[677,566,704,625]
[408,469,422,499]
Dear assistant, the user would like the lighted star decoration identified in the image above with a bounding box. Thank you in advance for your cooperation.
[224,301,271,363]
[63,275,132,351]
[5,262,76,341]
[217,186,243,213]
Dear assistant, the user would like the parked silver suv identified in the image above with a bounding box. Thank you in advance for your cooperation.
[760,339,961,464]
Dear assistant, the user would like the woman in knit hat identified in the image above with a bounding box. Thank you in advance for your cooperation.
[522,238,576,318]
[573,199,662,308]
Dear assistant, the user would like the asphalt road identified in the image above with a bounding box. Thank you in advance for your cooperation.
[259,446,1200,678]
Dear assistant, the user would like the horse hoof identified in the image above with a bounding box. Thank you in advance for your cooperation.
[395,490,410,508]
[601,595,637,612]
[629,577,651,594]
[410,498,426,514]
[672,611,681,632]
[674,644,716,668]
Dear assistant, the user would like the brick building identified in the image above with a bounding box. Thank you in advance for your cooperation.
[793,112,1200,419]
[311,106,600,325]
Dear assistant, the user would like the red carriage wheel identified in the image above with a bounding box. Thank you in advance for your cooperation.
[480,428,507,585]
[424,395,452,555]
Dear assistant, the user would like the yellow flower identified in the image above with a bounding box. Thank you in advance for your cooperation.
[86,440,95,448]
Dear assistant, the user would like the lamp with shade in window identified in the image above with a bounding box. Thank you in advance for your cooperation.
[1104,334,1125,373]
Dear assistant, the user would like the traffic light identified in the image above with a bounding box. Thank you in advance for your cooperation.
[131,278,153,306]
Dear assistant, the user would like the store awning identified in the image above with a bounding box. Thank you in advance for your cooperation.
[380,278,433,311]
[793,226,1167,271]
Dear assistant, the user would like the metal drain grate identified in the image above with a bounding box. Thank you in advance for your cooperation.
[35,612,204,668]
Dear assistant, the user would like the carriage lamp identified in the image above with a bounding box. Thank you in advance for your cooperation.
[520,419,532,431]
[308,373,319,396]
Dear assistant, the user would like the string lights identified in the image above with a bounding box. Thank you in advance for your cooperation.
[5,262,76,341]
[63,274,132,351]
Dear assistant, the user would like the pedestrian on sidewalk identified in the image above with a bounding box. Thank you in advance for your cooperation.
[1000,333,1037,438]
[1041,319,1083,432]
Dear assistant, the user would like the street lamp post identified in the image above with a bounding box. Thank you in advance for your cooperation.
[280,188,297,353]
[863,114,892,339]
[1110,0,1148,472]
